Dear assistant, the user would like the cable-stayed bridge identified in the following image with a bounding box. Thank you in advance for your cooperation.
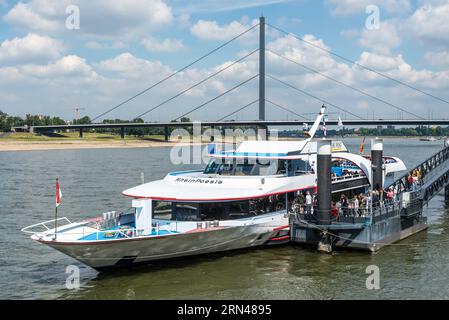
[31,17,449,138]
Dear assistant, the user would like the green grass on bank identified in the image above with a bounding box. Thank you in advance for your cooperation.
[0,132,169,142]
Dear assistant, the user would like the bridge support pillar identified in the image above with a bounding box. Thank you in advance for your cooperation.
[79,128,83,138]
[445,185,449,205]
[164,126,169,141]
[120,127,125,139]
[371,138,383,190]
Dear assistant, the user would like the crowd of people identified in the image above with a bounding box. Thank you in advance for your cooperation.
[291,187,399,219]
[406,168,423,191]
[330,188,396,218]
[291,190,317,214]
[287,160,427,222]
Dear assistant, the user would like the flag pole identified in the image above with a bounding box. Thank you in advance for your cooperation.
[54,178,59,240]
[54,203,58,240]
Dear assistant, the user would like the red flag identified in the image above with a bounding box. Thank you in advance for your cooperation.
[359,137,366,155]
[56,179,62,208]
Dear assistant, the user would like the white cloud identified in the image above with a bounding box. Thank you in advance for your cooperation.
[326,0,411,15]
[0,33,65,64]
[1,33,449,121]
[4,2,62,32]
[142,37,184,53]
[424,51,449,68]
[96,53,172,79]
[20,55,96,79]
[4,0,173,39]
[355,51,449,90]
[358,21,401,54]
[357,51,404,71]
[190,19,256,41]
[169,0,292,13]
[406,2,449,45]
[85,41,127,50]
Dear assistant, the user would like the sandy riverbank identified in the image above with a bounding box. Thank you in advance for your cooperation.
[0,139,202,152]
[0,136,442,152]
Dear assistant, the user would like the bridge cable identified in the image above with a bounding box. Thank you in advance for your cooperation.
[173,74,259,121]
[267,49,425,120]
[134,49,259,120]
[216,99,259,121]
[266,74,365,120]
[265,99,310,121]
[267,22,449,107]
[91,23,260,122]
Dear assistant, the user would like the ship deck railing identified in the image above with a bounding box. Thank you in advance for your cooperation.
[21,216,179,241]
[21,217,73,234]
[331,172,367,183]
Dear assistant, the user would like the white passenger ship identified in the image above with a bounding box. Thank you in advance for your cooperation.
[22,106,406,270]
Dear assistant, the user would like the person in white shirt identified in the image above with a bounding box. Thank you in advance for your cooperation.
[305,191,313,214]
[353,196,359,216]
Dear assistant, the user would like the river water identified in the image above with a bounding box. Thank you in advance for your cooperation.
[1,138,449,300]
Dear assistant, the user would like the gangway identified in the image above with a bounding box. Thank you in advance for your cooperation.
[387,146,449,209]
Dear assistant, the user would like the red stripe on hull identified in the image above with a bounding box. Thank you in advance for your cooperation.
[122,185,317,202]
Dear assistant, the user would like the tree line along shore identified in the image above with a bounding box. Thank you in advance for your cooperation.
[2,110,449,143]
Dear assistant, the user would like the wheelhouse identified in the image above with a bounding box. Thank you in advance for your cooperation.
[203,157,314,176]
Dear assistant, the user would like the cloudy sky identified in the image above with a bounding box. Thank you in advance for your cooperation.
[1,0,449,122]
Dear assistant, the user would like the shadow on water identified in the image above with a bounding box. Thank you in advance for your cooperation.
[62,245,296,300]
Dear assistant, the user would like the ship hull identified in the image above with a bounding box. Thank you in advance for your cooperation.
[38,216,289,270]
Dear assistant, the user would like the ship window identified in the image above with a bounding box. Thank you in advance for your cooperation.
[172,203,199,221]
[153,201,173,220]
[218,161,234,175]
[153,195,290,222]
[234,159,255,176]
[204,158,295,176]
[204,159,220,174]
[292,159,313,175]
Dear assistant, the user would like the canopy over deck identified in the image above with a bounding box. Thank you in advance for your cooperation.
[209,139,348,159]
[122,170,316,202]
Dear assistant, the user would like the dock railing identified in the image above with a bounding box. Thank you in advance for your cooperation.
[291,200,402,226]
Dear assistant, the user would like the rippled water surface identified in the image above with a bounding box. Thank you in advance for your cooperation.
[1,138,449,299]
